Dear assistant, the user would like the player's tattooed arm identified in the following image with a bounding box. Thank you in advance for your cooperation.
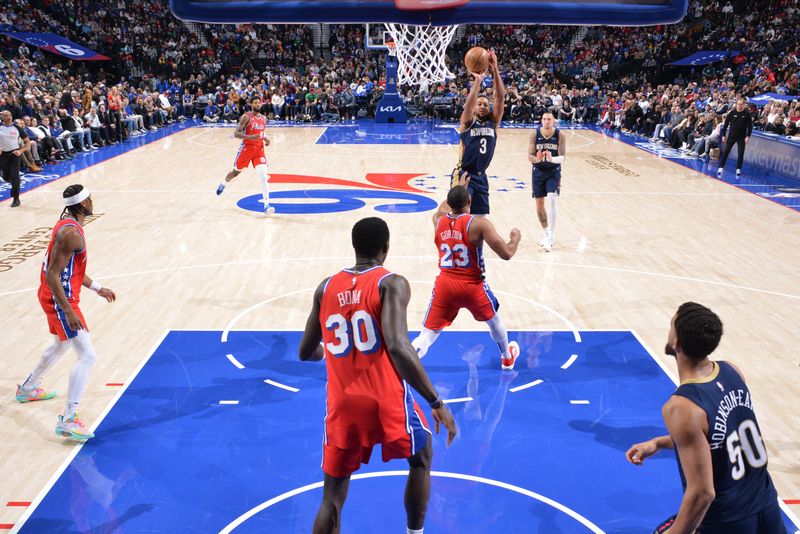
[528,132,542,164]
[298,278,328,361]
[233,113,257,141]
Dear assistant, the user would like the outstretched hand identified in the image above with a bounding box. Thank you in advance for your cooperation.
[471,72,486,85]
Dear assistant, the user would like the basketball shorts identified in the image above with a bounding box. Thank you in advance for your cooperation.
[451,169,490,215]
[233,143,267,171]
[654,504,786,534]
[700,504,787,534]
[322,396,430,478]
[423,275,499,330]
[40,298,87,341]
[532,166,561,198]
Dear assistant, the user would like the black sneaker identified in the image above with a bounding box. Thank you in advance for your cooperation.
[11,199,21,207]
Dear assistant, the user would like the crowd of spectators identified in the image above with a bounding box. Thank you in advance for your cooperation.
[1,0,798,174]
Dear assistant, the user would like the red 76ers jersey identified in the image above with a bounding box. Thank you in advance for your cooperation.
[435,213,484,281]
[243,112,266,146]
[318,266,416,449]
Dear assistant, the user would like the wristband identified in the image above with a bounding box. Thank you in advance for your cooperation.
[551,155,565,164]
[90,281,102,292]
[429,397,444,409]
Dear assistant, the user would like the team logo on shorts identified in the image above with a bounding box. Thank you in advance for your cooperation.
[260,157,266,163]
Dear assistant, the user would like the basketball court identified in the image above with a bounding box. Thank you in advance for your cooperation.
[1,117,798,532]
[1,0,799,531]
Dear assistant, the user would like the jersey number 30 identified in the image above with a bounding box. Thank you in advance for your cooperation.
[325,310,380,357]
[726,419,768,480]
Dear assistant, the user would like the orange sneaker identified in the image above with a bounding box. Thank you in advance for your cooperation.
[501,341,520,370]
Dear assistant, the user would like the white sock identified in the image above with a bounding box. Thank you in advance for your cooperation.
[256,165,270,207]
[23,336,70,390]
[407,528,423,534]
[546,192,558,240]
[411,328,440,358]
[65,330,97,416]
[486,314,510,359]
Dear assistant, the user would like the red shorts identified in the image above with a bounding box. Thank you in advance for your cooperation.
[233,143,266,171]
[40,298,87,341]
[322,399,430,478]
[423,275,498,330]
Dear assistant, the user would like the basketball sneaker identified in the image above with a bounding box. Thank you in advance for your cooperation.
[501,341,520,370]
[56,414,95,441]
[716,167,723,176]
[216,183,225,195]
[264,205,276,215]
[16,384,56,403]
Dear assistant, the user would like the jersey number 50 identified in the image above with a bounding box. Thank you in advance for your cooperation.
[726,419,768,480]
[325,310,381,357]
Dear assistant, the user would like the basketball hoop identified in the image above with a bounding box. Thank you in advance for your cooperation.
[383,23,458,86]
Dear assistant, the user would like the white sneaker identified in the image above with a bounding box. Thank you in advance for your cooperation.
[736,169,741,176]
[539,235,549,248]
[502,341,520,370]
[264,206,276,215]
[542,237,553,252]
[717,167,723,176]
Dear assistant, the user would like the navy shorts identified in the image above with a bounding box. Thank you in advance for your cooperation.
[654,504,787,534]
[451,170,490,215]
[698,504,787,534]
[532,166,561,198]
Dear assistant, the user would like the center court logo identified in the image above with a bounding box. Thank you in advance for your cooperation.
[236,173,437,214]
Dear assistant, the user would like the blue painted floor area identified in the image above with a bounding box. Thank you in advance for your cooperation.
[20,329,799,533]
[316,122,460,145]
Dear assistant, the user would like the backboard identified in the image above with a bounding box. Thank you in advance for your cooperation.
[170,0,689,26]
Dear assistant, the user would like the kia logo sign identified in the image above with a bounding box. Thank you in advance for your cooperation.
[379,106,403,112]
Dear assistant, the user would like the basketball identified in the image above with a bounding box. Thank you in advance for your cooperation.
[464,46,489,73]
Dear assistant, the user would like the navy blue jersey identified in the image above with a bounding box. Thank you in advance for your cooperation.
[457,119,497,174]
[532,128,561,172]
[672,361,778,524]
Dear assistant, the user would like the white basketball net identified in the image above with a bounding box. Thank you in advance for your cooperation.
[383,23,458,86]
